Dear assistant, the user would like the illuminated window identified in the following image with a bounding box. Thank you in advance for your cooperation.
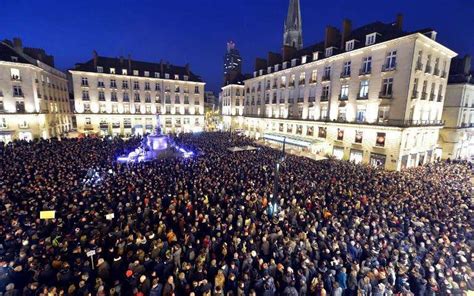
[110,68,115,74]
[122,69,127,75]
[97,66,103,73]
[366,33,377,45]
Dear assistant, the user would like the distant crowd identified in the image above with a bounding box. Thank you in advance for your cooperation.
[0,132,472,296]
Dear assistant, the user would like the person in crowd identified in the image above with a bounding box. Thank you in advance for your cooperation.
[0,132,472,295]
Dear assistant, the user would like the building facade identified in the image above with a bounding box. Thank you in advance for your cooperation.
[0,38,72,142]
[70,53,205,136]
[227,16,457,170]
[223,41,242,79]
[439,55,474,160]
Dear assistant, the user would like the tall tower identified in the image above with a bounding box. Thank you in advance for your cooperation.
[283,0,303,50]
[223,41,242,76]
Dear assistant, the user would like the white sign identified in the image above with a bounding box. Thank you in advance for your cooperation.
[105,213,115,220]
[86,250,96,257]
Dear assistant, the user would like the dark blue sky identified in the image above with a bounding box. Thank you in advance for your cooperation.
[1,0,473,93]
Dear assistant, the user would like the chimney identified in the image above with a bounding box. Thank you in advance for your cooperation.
[282,46,297,61]
[462,55,472,75]
[160,59,164,74]
[92,50,98,68]
[325,26,340,48]
[340,19,352,49]
[13,37,23,52]
[128,54,132,72]
[395,13,403,31]
[255,58,267,72]
[267,52,282,66]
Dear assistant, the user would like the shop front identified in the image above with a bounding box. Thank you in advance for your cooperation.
[370,153,386,168]
[349,149,363,164]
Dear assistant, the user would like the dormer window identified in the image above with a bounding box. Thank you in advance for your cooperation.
[259,69,263,76]
[283,62,288,69]
[97,66,103,73]
[133,70,139,76]
[345,40,355,51]
[275,64,280,71]
[110,68,116,74]
[154,72,160,78]
[144,71,149,77]
[301,56,307,64]
[325,47,335,57]
[253,71,257,78]
[184,75,189,81]
[291,59,297,67]
[313,52,320,61]
[365,33,377,46]
[174,74,179,80]
[165,73,170,79]
[11,56,18,62]
[122,69,127,75]
[267,66,272,73]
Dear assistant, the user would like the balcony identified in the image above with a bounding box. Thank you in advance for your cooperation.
[272,84,277,89]
[340,72,351,79]
[359,68,371,76]
[320,95,329,102]
[415,62,423,71]
[97,83,105,88]
[124,124,132,129]
[437,95,443,102]
[309,79,317,84]
[460,123,474,128]
[99,123,109,129]
[379,92,392,99]
[441,71,447,78]
[308,96,316,102]
[338,94,349,101]
[322,75,331,81]
[297,97,304,103]
[298,80,306,85]
[425,65,432,74]
[280,84,286,89]
[381,63,396,72]
[11,75,21,81]
[357,94,369,100]
[433,68,440,76]
[421,92,427,100]
[13,92,24,97]
[429,93,435,101]
[288,82,295,88]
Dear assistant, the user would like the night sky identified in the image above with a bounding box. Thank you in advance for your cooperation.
[1,0,473,93]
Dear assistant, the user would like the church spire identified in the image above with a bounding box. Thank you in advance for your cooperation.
[283,0,303,50]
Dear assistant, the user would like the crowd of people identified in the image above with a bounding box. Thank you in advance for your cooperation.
[0,132,472,296]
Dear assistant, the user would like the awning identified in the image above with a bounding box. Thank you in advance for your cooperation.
[0,130,14,135]
[263,133,323,148]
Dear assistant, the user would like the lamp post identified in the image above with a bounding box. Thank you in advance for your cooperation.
[270,137,286,217]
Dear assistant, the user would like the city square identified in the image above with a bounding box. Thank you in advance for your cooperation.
[0,0,473,295]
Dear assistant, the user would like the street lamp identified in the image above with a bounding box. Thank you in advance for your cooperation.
[270,137,286,217]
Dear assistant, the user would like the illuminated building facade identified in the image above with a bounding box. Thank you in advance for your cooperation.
[70,53,205,136]
[227,15,457,170]
[0,38,72,142]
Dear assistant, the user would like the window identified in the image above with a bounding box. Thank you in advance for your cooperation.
[144,71,149,77]
[366,33,377,45]
[10,68,20,80]
[110,79,117,88]
[412,78,419,98]
[376,133,386,147]
[194,86,200,94]
[175,95,180,104]
[184,75,189,81]
[342,61,351,77]
[362,57,372,74]
[0,101,3,111]
[318,127,327,138]
[145,82,150,90]
[338,107,346,121]
[123,92,129,102]
[111,92,117,102]
[356,106,366,122]
[321,106,328,119]
[165,73,170,79]
[122,81,129,89]
[381,78,393,97]
[355,131,363,143]
[97,66,103,73]
[11,56,18,62]
[384,51,397,70]
[81,77,88,86]
[16,101,25,112]
[340,84,349,100]
[155,83,161,91]
[280,76,287,87]
[337,129,344,141]
[311,70,317,83]
[98,90,105,101]
[84,103,91,112]
[378,107,389,123]
[325,47,334,57]
[323,66,331,80]
[321,85,330,100]
[345,40,355,51]
[133,70,139,76]
[133,81,140,90]
[174,74,179,80]
[13,86,23,97]
[122,69,127,75]
[0,117,6,128]
[175,85,180,93]
[359,80,369,98]
[85,117,91,125]
[134,93,140,102]
[110,68,115,74]
[421,80,428,99]
[97,79,105,88]
[99,103,106,113]
[301,56,307,64]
